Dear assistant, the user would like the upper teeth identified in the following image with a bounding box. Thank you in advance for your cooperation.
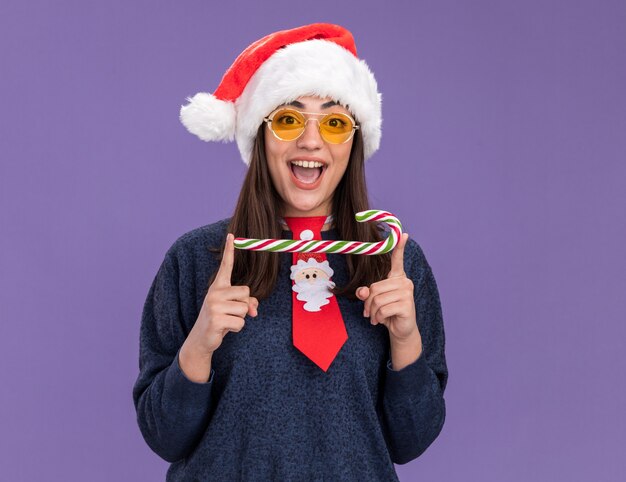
[291,160,323,168]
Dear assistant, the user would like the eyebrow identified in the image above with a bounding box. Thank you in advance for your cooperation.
[284,100,341,109]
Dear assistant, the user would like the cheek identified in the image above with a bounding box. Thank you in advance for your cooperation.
[340,141,353,159]
[331,142,353,171]
[330,155,351,183]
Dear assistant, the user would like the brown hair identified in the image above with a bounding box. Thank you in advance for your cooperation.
[208,124,391,300]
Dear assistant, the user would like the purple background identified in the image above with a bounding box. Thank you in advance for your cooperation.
[1,1,624,480]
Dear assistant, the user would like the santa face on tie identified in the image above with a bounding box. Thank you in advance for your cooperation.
[290,258,336,312]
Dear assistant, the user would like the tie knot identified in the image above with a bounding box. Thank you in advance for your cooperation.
[283,215,328,241]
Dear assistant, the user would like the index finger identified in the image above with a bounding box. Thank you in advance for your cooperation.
[388,232,408,278]
[214,233,235,286]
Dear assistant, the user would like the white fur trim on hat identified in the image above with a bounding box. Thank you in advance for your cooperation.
[179,93,236,142]
[234,39,382,165]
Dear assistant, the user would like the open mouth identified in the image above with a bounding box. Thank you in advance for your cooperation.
[289,160,325,185]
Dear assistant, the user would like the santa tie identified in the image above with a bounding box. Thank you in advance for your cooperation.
[283,215,348,372]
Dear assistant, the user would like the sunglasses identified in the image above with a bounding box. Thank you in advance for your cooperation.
[263,107,359,144]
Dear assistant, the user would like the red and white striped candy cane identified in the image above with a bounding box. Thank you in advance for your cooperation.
[233,210,403,255]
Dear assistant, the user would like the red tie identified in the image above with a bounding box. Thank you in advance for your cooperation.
[283,216,348,372]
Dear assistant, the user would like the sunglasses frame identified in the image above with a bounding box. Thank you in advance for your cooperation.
[263,107,360,144]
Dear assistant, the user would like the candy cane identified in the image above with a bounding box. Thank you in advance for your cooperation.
[234,210,403,256]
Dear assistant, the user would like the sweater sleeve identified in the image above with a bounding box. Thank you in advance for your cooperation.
[132,247,215,463]
[379,243,448,465]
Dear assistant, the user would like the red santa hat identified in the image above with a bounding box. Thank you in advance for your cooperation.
[179,23,382,166]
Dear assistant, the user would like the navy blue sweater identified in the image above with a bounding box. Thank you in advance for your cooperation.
[133,218,448,481]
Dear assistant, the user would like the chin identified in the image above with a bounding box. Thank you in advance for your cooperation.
[285,197,325,216]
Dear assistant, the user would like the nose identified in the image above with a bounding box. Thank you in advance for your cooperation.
[296,118,324,150]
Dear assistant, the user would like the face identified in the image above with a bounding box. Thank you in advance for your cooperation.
[293,267,330,285]
[264,95,354,218]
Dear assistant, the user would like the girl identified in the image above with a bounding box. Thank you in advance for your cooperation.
[133,23,448,481]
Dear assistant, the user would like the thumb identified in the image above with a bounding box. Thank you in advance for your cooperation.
[247,296,259,317]
[356,286,370,300]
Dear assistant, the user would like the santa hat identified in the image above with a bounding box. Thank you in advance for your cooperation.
[179,23,382,166]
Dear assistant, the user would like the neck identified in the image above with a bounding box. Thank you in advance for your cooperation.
[281,206,331,218]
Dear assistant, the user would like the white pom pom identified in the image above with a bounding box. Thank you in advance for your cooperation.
[179,93,236,142]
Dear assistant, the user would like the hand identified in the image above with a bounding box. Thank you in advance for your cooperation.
[355,233,419,342]
[183,233,259,359]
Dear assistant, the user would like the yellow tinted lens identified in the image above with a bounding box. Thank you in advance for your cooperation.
[320,113,354,143]
[271,109,305,140]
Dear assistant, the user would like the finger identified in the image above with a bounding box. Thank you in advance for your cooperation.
[363,278,406,317]
[214,233,235,287]
[220,315,246,334]
[369,291,403,325]
[219,300,250,318]
[357,286,371,317]
[356,286,369,301]
[363,288,374,317]
[356,286,371,317]
[222,285,251,302]
[373,301,407,326]
[247,296,259,317]
[388,233,408,279]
